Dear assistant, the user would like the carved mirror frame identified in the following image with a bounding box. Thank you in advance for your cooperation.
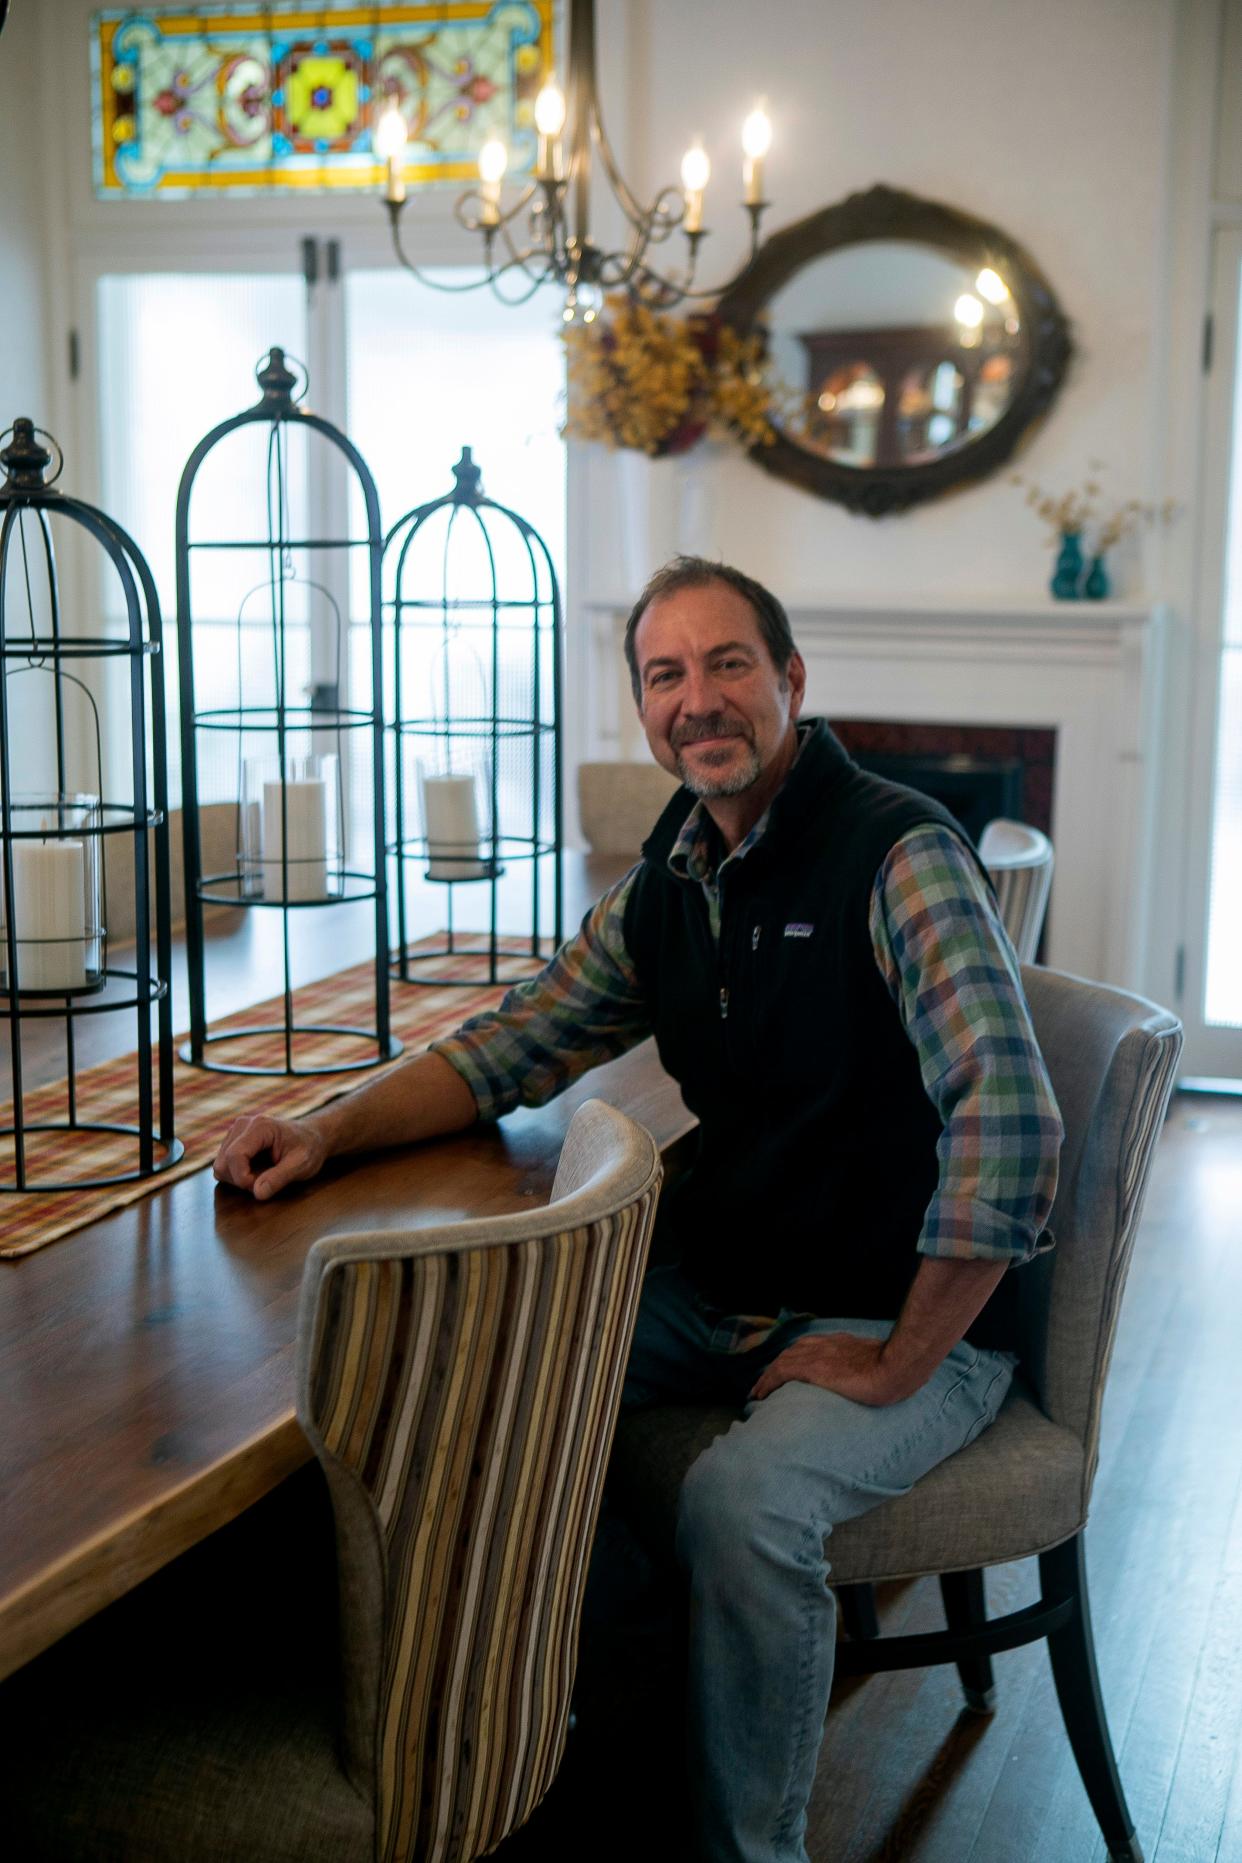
[716,184,1073,517]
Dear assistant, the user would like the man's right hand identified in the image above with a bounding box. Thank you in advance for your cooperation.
[212,1114,329,1201]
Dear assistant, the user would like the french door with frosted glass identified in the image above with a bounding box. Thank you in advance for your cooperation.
[1180,225,1242,1080]
[85,241,565,854]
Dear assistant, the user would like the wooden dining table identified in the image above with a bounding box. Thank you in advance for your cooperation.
[0,855,692,1686]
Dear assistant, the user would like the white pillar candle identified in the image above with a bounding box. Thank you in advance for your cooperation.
[4,839,87,992]
[422,774,487,881]
[261,779,329,902]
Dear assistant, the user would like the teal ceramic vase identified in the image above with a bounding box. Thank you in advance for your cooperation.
[1084,553,1111,599]
[1051,530,1084,599]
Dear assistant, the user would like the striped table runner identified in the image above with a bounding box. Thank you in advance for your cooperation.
[0,947,540,1260]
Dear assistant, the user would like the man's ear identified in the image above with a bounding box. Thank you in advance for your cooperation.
[787,651,808,718]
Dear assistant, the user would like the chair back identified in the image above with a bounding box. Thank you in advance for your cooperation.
[296,1099,663,1863]
[979,818,1054,963]
[577,761,680,855]
[1015,966,1180,1502]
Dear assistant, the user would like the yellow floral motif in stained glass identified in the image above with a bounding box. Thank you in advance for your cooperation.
[285,56,359,143]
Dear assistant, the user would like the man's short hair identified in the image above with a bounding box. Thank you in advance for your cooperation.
[623,556,798,704]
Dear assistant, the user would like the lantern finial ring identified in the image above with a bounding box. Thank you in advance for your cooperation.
[0,422,65,492]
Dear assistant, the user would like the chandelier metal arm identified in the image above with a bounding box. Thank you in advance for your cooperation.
[385,202,503,292]
[386,194,557,297]
[589,115,684,246]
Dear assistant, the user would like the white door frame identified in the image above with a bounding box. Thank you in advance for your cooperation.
[1179,222,1242,1079]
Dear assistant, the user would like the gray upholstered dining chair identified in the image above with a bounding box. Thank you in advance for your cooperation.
[1,1097,662,1863]
[979,817,1055,963]
[610,966,1181,1863]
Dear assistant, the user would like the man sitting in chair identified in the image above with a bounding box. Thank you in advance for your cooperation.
[214,556,1062,1863]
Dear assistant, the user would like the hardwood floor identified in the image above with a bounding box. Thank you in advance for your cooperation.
[497,1093,1242,1863]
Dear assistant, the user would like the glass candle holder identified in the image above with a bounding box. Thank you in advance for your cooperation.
[241,754,342,903]
[0,794,104,995]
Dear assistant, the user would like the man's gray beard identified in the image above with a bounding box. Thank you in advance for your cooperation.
[675,742,762,797]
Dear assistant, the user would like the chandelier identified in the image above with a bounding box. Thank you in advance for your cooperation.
[373,0,773,320]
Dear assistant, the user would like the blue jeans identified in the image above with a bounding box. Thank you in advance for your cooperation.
[594,1262,1016,1863]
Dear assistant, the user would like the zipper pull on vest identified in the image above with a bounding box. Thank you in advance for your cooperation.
[719,986,730,1019]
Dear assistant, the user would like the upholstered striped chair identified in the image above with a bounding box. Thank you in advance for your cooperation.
[2,1097,662,1862]
[610,967,1180,1863]
[979,817,1055,963]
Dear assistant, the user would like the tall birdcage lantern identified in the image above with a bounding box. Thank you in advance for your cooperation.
[176,350,399,1075]
[387,448,562,985]
[0,419,181,1190]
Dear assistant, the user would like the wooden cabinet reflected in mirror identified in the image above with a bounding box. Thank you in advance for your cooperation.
[717,185,1072,516]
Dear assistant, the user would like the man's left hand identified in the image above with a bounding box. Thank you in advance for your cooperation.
[748,1332,913,1407]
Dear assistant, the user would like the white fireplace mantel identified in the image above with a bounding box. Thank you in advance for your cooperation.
[577,596,1167,991]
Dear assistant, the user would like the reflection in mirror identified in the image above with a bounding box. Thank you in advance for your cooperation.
[716,186,1072,515]
[766,242,1027,469]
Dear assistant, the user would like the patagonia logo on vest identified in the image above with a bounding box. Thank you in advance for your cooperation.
[784,922,814,939]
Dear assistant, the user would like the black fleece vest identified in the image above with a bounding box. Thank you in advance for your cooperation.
[624,719,996,1326]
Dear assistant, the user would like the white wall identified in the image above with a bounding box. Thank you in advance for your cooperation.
[0,0,56,789]
[0,2,49,427]
[579,0,1181,608]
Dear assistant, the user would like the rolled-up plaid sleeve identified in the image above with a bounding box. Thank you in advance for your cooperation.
[869,824,1063,1264]
[428,868,652,1119]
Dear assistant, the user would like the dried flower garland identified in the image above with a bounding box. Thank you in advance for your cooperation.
[563,298,778,457]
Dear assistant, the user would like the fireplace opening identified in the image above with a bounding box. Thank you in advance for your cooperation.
[828,720,1056,849]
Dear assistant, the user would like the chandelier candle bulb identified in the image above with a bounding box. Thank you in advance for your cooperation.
[3,834,88,993]
[421,773,487,881]
[478,138,508,226]
[260,778,329,902]
[681,139,710,235]
[535,74,566,180]
[374,104,408,205]
[742,100,772,205]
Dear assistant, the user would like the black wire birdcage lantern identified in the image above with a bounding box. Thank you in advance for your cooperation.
[387,447,562,985]
[175,349,399,1075]
[0,419,181,1190]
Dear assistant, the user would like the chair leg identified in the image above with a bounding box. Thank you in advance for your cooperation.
[939,1567,996,1713]
[1039,1534,1143,1863]
[836,1582,880,1640]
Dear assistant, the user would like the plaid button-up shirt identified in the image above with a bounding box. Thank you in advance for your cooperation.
[432,796,1062,1353]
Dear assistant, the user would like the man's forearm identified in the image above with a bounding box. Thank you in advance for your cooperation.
[878,1256,1008,1400]
[307,1049,479,1160]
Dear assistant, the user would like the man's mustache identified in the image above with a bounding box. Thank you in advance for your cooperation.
[672,717,752,749]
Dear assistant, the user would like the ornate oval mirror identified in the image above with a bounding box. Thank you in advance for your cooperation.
[716,185,1072,517]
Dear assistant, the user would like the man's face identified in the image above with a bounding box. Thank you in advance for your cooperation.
[633,581,806,798]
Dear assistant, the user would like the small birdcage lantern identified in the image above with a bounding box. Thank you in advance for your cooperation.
[176,349,399,1075]
[386,448,562,985]
[0,419,181,1190]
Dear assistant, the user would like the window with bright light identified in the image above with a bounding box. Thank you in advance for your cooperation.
[344,270,566,939]
[97,273,308,808]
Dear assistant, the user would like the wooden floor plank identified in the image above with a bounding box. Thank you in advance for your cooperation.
[965,1100,1242,1863]
[1149,1468,1242,1862]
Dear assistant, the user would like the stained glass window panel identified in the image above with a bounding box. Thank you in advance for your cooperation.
[92,2,555,200]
